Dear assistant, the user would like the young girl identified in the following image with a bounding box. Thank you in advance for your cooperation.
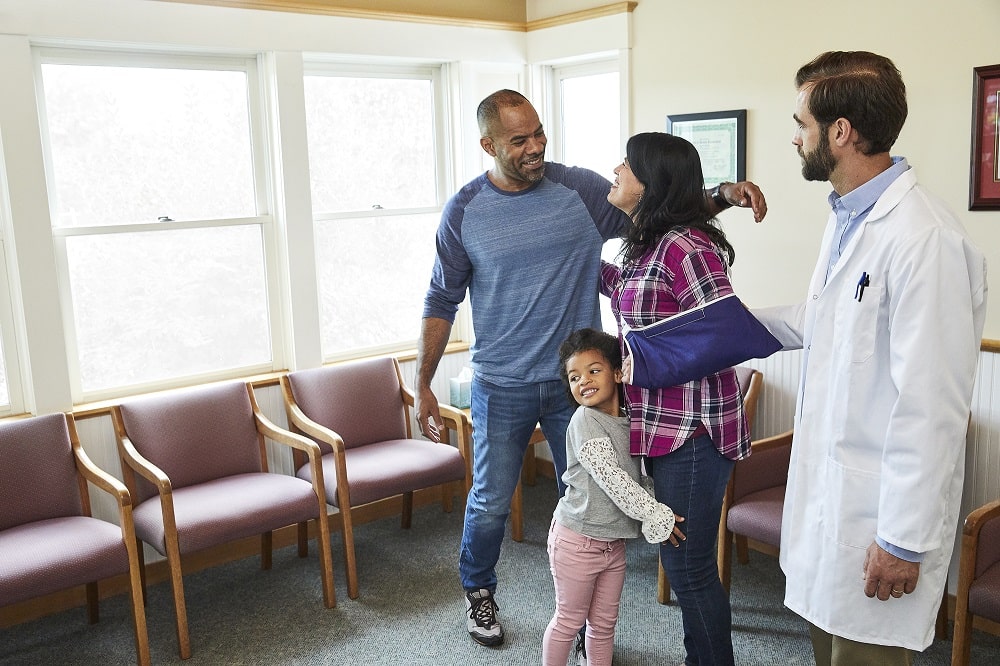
[542,328,685,666]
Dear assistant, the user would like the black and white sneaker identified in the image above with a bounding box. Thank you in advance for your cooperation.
[574,632,588,666]
[465,588,504,646]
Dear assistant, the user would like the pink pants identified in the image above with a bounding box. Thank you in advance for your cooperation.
[542,519,627,666]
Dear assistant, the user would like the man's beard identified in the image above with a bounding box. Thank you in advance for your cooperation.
[800,134,836,182]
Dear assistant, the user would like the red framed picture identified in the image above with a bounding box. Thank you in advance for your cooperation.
[970,64,1000,210]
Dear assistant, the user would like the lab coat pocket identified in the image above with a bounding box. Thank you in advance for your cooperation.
[826,458,880,549]
[843,277,880,364]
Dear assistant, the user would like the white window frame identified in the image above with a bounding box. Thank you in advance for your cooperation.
[546,56,627,172]
[0,142,27,416]
[35,47,285,402]
[302,60,458,361]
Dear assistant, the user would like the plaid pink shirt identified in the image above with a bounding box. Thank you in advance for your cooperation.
[600,228,750,460]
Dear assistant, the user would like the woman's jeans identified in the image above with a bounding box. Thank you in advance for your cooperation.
[459,374,574,592]
[543,520,626,666]
[645,434,736,666]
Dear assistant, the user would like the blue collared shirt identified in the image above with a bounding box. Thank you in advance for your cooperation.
[823,156,923,563]
[824,157,910,282]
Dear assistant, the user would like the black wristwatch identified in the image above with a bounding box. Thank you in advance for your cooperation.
[710,182,734,209]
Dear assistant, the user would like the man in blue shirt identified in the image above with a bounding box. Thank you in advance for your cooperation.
[416,89,766,650]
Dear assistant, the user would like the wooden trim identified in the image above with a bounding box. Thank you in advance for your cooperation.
[525,2,637,32]
[151,0,525,31]
[982,338,1000,354]
[150,1,636,32]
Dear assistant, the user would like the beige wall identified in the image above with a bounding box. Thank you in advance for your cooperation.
[628,0,1000,338]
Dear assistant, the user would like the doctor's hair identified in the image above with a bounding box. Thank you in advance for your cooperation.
[477,89,531,138]
[795,50,907,156]
[618,132,735,268]
[558,328,623,406]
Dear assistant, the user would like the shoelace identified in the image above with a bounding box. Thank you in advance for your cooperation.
[468,595,499,628]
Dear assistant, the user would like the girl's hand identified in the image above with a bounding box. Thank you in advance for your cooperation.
[665,514,686,547]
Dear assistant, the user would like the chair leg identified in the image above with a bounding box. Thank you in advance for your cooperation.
[952,603,973,666]
[510,479,524,542]
[441,481,454,513]
[935,580,949,640]
[314,511,336,609]
[340,506,360,600]
[297,521,309,558]
[735,534,749,564]
[164,539,191,660]
[86,581,99,624]
[261,531,273,570]
[401,491,414,529]
[719,529,734,594]
[657,559,671,605]
[136,539,148,605]
[124,541,152,666]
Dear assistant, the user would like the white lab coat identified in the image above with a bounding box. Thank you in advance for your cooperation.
[754,167,988,650]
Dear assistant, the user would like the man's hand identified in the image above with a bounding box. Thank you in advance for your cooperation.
[416,385,444,443]
[862,541,920,601]
[722,181,768,223]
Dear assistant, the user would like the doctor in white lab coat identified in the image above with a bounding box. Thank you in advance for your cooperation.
[754,51,988,664]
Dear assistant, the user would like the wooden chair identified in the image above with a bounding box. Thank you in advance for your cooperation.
[113,381,335,660]
[717,428,791,593]
[0,413,149,666]
[281,356,470,599]
[952,497,1000,664]
[657,366,763,604]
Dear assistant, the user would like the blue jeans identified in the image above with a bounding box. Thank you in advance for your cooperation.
[459,374,573,592]
[645,434,736,666]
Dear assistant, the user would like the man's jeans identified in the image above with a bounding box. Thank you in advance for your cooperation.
[459,374,573,592]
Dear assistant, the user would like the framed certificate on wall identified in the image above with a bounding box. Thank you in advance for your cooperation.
[667,109,746,187]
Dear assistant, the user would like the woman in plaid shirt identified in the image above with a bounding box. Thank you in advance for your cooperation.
[601,132,752,666]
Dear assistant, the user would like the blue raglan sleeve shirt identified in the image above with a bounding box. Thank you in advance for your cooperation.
[422,164,627,386]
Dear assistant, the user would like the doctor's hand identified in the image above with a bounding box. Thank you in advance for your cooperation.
[862,541,920,601]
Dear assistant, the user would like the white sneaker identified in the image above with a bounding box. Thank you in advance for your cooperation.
[465,588,504,646]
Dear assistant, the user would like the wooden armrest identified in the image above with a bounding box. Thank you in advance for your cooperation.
[964,498,1000,538]
[750,429,793,453]
[73,440,131,508]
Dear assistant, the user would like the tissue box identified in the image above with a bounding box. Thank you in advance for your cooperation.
[449,377,471,409]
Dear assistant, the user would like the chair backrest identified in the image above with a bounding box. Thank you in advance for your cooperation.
[285,357,407,451]
[0,413,82,531]
[117,381,262,503]
[976,516,1000,579]
[733,366,762,431]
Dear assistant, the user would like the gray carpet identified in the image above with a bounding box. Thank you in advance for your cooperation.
[3,480,999,665]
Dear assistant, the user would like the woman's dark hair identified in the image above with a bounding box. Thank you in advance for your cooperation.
[618,132,735,267]
[558,328,622,405]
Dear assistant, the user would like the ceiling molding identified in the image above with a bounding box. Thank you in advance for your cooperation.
[149,0,636,33]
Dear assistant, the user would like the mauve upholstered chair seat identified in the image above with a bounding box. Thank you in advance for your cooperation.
[131,472,322,555]
[296,438,467,508]
[0,515,129,606]
[725,486,785,548]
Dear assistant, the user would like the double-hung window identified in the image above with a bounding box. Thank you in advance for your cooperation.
[302,63,449,360]
[549,58,624,332]
[37,49,278,401]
